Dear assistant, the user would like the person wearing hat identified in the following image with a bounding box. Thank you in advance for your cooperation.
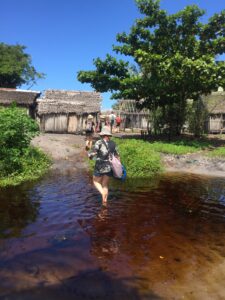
[88,126,120,205]
[85,114,95,151]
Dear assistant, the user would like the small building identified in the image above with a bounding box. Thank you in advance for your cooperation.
[37,89,101,133]
[204,91,225,133]
[0,88,41,118]
[114,99,150,131]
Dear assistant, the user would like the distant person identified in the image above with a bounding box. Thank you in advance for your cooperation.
[85,114,95,151]
[108,111,116,133]
[88,126,120,205]
[98,113,106,133]
[115,115,122,132]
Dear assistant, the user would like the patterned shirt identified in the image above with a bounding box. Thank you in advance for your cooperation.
[93,139,119,174]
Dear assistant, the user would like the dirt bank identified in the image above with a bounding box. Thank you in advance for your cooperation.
[162,152,225,177]
[32,133,225,177]
[31,133,88,174]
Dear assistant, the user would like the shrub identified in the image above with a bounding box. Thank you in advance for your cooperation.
[114,138,163,178]
[0,105,39,176]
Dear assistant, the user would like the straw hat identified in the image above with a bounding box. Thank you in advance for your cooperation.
[87,114,94,119]
[99,127,112,136]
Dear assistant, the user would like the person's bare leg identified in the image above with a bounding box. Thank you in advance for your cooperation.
[102,175,110,204]
[85,137,91,151]
[89,138,93,149]
[93,176,104,199]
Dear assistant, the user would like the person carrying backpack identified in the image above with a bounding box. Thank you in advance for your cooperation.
[88,126,120,205]
[108,111,116,133]
[85,114,95,151]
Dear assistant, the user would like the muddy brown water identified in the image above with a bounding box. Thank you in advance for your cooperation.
[0,170,225,300]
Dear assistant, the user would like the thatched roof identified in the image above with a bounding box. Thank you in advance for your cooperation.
[37,89,101,115]
[203,91,225,114]
[115,99,150,115]
[0,88,41,106]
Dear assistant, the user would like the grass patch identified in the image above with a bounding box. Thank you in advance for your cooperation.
[88,137,219,179]
[207,147,225,158]
[117,139,163,178]
[147,141,207,155]
[0,147,51,187]
[115,138,211,155]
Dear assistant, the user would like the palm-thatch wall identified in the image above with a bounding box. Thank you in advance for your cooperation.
[114,99,150,130]
[203,91,225,133]
[0,88,41,118]
[37,90,101,133]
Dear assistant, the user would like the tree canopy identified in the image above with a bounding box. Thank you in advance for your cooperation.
[77,0,225,134]
[0,43,45,88]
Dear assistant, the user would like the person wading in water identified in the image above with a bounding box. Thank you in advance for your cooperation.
[88,127,120,205]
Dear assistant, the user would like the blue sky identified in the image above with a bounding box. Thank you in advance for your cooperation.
[0,0,224,109]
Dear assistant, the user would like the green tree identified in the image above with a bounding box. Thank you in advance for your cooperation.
[77,0,225,135]
[0,43,45,88]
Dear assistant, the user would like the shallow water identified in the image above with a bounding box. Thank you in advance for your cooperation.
[0,170,225,299]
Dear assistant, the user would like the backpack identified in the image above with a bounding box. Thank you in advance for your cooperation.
[86,121,93,132]
[116,116,121,125]
[109,154,123,178]
[102,140,126,180]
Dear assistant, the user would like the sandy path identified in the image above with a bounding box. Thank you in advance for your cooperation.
[162,152,225,177]
[31,133,89,173]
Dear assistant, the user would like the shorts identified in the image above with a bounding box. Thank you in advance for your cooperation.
[85,130,93,137]
[93,170,113,177]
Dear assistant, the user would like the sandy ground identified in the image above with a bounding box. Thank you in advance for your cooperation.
[32,133,225,178]
[162,152,225,177]
[31,133,89,174]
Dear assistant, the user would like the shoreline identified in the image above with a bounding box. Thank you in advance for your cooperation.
[32,133,225,178]
[162,152,225,178]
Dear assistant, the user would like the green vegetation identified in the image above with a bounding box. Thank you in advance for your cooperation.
[115,138,210,155]
[0,105,50,187]
[88,137,219,179]
[207,147,225,158]
[146,140,210,155]
[116,139,162,178]
[88,138,162,178]
[0,147,51,187]
[0,42,45,88]
[78,0,225,137]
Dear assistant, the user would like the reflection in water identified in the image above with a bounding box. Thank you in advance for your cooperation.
[0,171,225,299]
[0,183,39,238]
[78,205,119,264]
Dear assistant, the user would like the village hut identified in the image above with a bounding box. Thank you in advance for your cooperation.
[0,88,41,118]
[37,90,101,133]
[203,91,225,133]
[114,99,150,131]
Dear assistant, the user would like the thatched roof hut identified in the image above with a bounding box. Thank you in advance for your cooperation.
[37,90,101,115]
[0,88,41,106]
[113,99,150,131]
[37,90,102,133]
[202,91,225,133]
[0,88,41,118]
[203,91,225,114]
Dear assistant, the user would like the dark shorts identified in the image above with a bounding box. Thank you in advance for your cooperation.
[85,130,93,137]
[93,170,113,177]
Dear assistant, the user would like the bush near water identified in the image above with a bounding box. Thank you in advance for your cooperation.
[112,137,215,179]
[0,105,50,187]
[114,138,163,178]
[89,137,217,179]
